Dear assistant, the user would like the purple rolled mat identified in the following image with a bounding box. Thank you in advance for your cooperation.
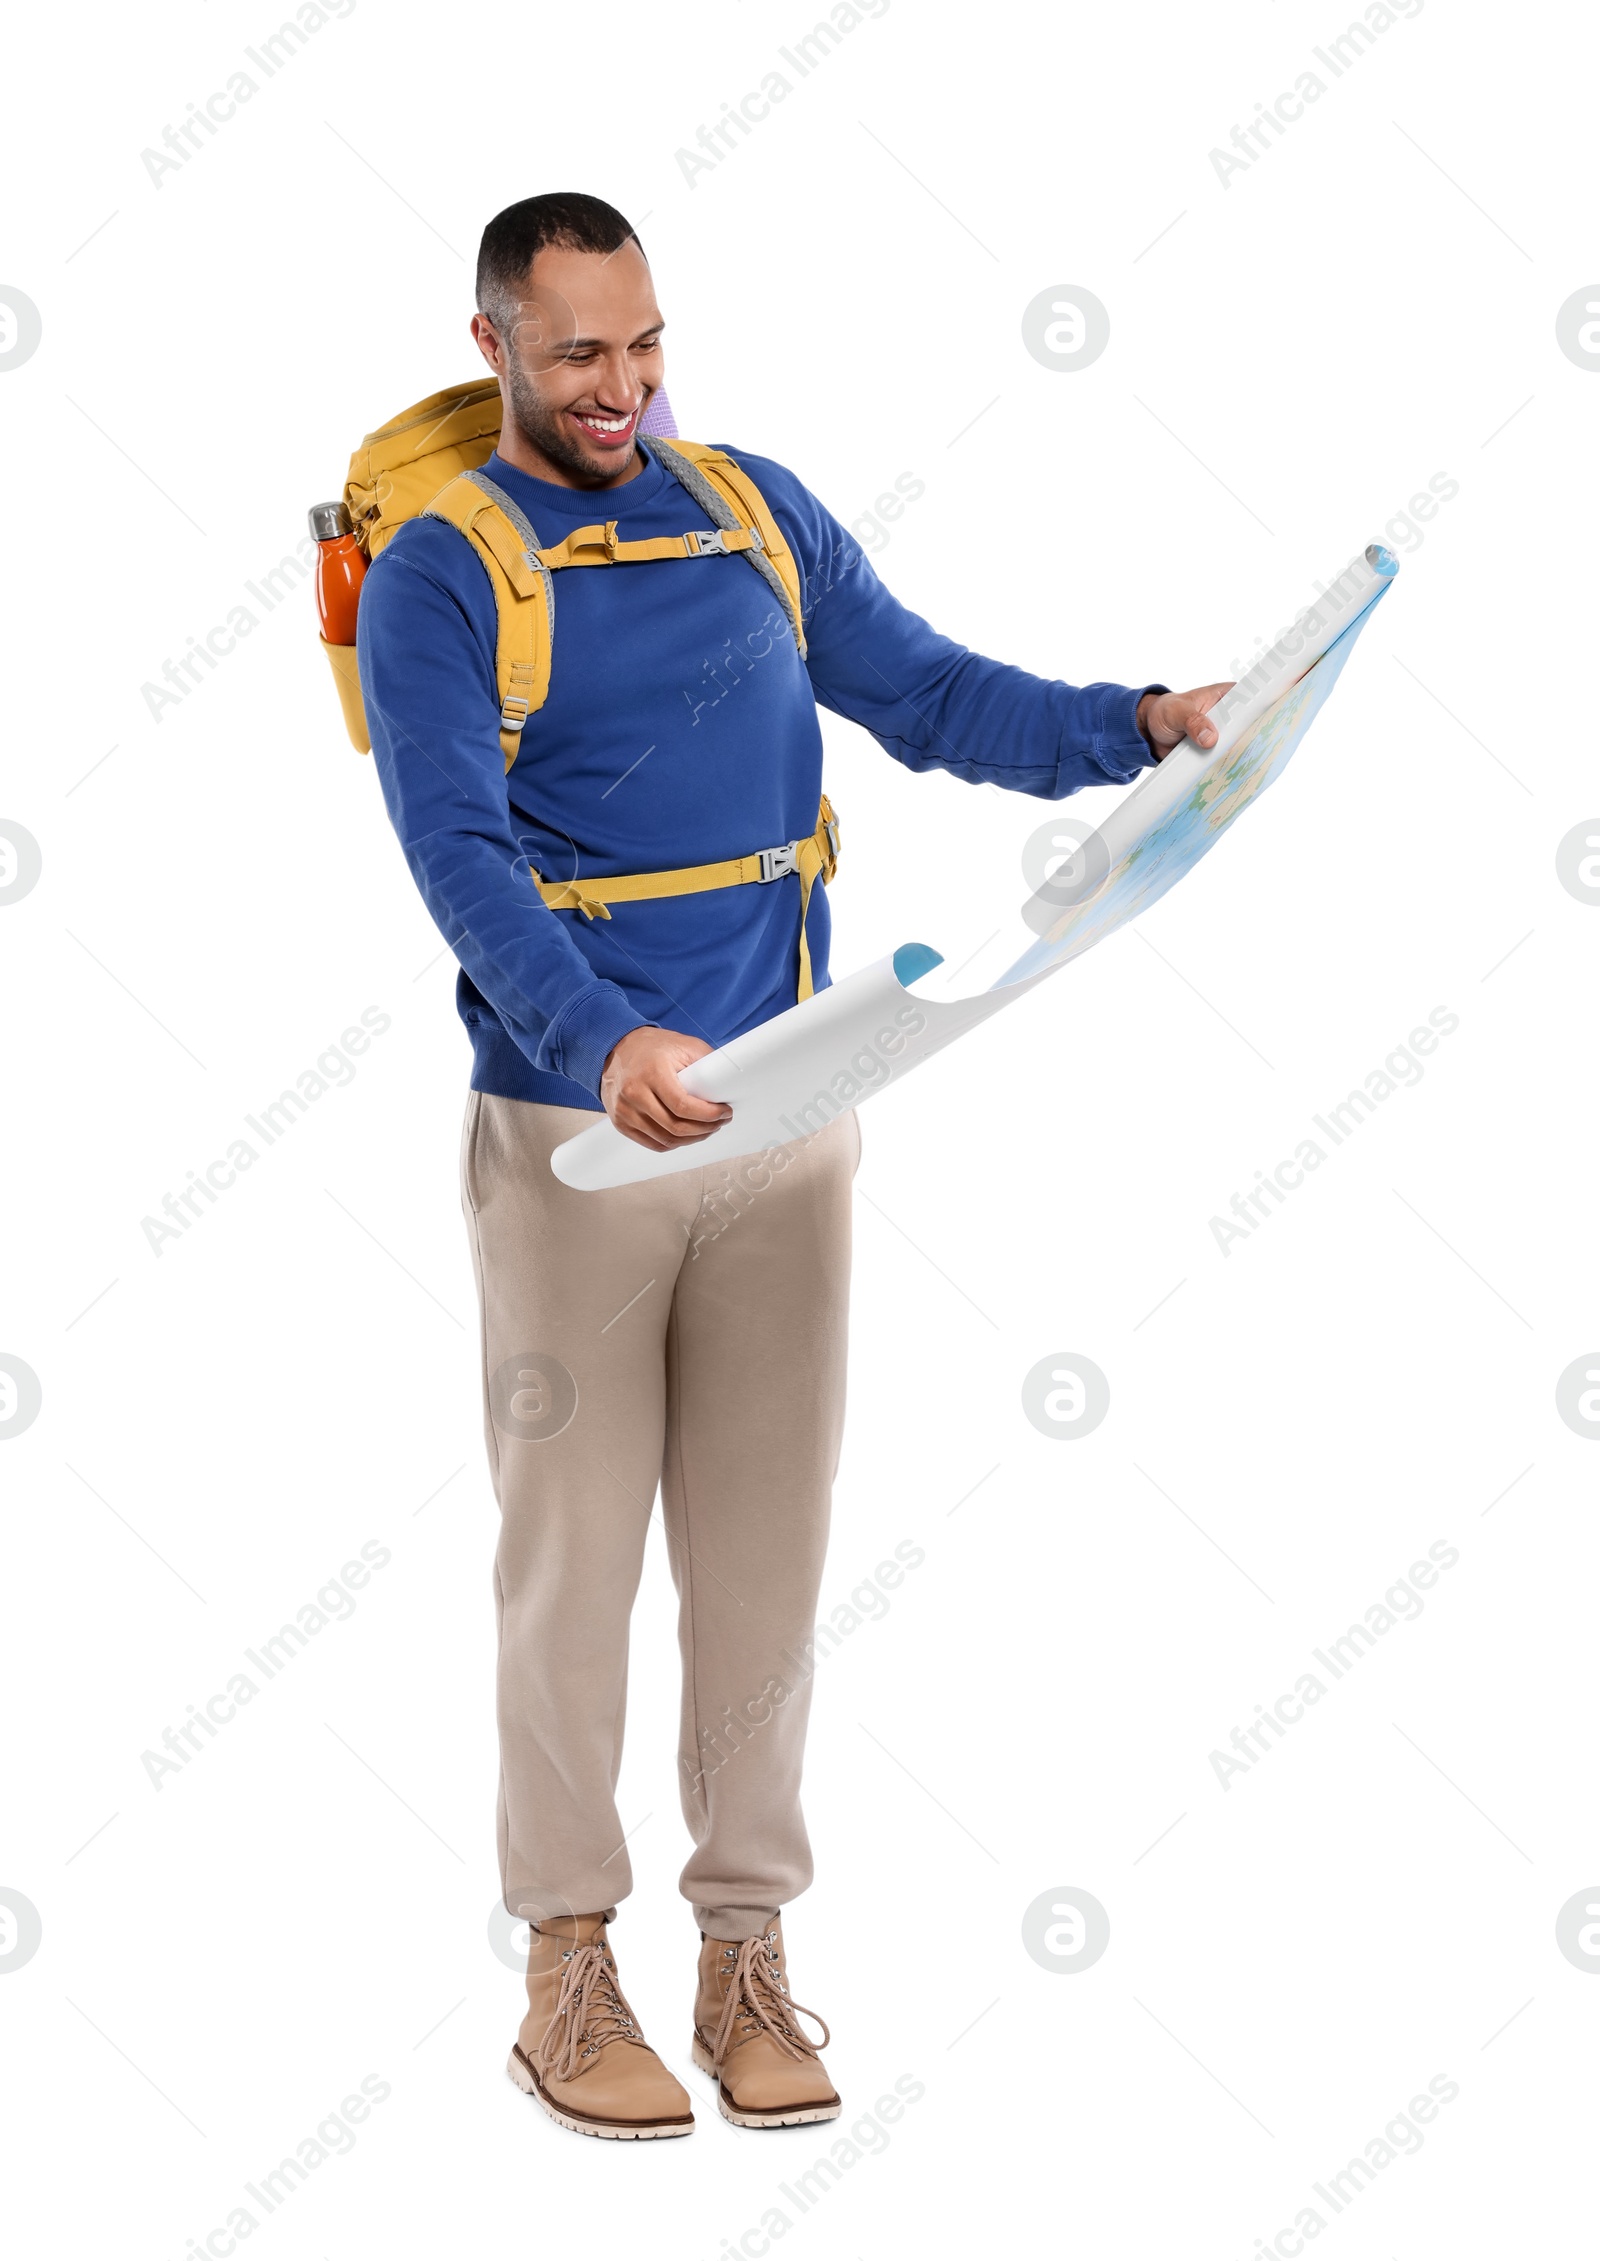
[638,386,679,437]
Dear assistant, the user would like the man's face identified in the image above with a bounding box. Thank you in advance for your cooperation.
[473,239,665,487]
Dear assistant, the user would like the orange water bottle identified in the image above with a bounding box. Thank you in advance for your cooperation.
[309,500,366,643]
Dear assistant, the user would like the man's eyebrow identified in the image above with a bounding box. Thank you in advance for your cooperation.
[545,321,667,352]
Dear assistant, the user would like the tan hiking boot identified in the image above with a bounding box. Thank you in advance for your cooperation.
[507,1911,693,2140]
[691,1917,841,2128]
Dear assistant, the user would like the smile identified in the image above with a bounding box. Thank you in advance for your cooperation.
[571,409,639,442]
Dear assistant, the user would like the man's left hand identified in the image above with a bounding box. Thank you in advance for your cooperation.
[1136,682,1235,759]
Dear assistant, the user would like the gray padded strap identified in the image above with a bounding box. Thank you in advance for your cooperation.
[642,435,803,651]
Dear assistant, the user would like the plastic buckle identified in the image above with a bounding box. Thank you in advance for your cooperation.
[692,528,729,557]
[824,817,840,859]
[757,841,799,883]
[500,694,530,732]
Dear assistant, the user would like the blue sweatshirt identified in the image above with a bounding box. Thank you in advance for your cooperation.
[359,442,1163,1109]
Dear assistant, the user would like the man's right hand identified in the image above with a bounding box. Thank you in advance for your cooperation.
[600,1025,733,1152]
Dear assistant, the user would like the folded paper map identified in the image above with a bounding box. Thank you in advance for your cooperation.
[552,544,1398,1190]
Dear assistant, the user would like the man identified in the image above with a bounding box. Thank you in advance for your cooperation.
[359,190,1228,2142]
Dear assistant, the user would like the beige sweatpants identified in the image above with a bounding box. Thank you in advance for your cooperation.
[462,1093,859,1941]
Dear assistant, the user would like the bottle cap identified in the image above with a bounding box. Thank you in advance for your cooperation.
[308,500,351,541]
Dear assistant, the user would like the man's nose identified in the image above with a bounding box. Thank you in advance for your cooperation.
[595,357,643,408]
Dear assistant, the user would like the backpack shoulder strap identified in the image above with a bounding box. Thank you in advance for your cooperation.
[422,468,555,770]
[643,438,808,660]
[410,444,807,768]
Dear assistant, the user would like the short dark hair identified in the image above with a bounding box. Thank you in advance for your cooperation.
[476,193,643,328]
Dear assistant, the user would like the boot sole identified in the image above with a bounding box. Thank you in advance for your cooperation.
[690,2037,842,2128]
[506,2046,694,2139]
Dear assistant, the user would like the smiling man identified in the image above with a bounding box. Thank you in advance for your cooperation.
[358,190,1228,2143]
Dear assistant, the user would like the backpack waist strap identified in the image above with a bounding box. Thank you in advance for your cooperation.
[533,798,840,1002]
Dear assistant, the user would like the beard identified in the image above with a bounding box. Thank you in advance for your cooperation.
[504,356,646,486]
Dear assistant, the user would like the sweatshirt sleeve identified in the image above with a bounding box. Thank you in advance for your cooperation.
[357,534,648,1095]
[735,453,1168,798]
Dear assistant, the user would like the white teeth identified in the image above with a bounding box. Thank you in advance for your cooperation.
[579,414,630,432]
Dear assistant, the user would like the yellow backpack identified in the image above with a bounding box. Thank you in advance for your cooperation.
[319,382,838,998]
[322,379,808,767]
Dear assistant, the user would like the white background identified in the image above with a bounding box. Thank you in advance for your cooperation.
[2,0,1596,2253]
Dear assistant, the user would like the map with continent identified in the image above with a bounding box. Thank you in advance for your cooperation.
[998,603,1372,988]
[553,544,1397,1189]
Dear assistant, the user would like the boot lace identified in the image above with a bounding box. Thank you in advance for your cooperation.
[534,1939,642,2083]
[711,1930,830,2071]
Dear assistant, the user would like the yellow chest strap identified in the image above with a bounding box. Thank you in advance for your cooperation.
[532,521,761,568]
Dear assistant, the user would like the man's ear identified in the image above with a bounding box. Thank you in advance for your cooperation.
[470,312,504,374]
